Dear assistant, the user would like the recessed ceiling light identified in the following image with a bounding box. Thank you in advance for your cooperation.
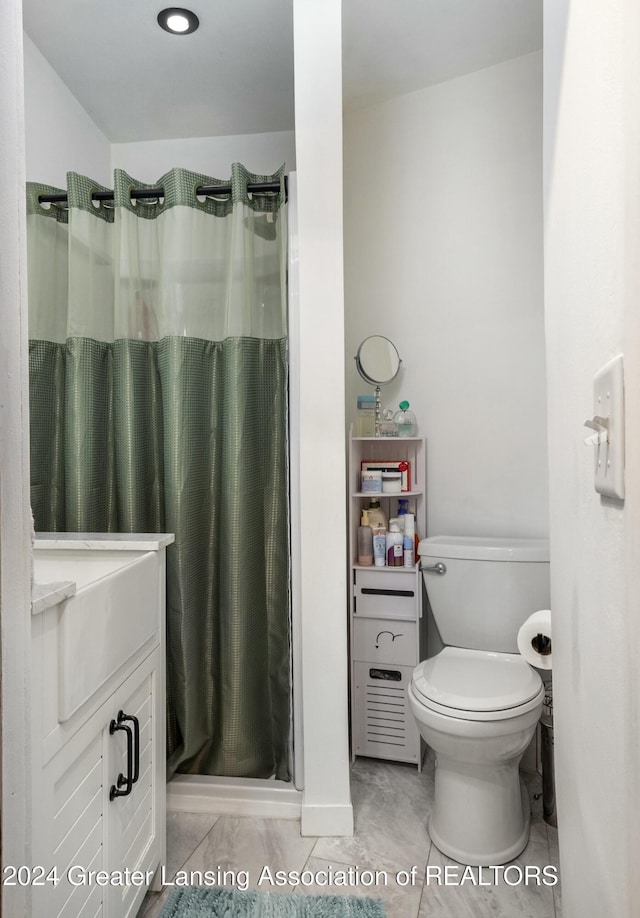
[157,8,200,35]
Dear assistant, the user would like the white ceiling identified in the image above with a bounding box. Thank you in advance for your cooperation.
[22,0,542,143]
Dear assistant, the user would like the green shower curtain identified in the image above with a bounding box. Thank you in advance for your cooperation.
[26,165,291,780]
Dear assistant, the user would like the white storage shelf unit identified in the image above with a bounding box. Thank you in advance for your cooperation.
[348,433,426,769]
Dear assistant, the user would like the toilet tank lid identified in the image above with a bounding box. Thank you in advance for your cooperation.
[418,535,549,562]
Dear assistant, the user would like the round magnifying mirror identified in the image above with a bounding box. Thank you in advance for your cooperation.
[355,335,401,386]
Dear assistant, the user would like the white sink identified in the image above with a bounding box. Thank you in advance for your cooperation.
[33,549,159,721]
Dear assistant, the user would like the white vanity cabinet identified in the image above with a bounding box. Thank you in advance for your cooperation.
[348,433,426,768]
[30,535,173,918]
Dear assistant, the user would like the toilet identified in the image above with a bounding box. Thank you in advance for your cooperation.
[408,535,549,866]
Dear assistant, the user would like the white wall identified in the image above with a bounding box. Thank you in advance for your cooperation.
[1,6,33,917]
[24,33,295,189]
[544,2,640,916]
[23,33,111,186]
[111,131,295,183]
[294,0,353,836]
[344,51,548,539]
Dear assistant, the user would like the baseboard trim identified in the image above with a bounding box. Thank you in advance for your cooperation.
[300,801,354,837]
[167,774,302,820]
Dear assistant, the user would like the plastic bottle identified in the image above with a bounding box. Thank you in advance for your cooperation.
[357,509,374,566]
[386,521,404,567]
[393,400,417,437]
[396,499,409,532]
[372,525,387,567]
[403,513,415,568]
[366,498,387,531]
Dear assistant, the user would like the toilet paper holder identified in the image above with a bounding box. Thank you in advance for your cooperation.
[531,633,552,656]
[518,610,552,670]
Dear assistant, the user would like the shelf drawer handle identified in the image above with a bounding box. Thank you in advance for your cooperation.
[369,668,402,681]
[361,588,414,597]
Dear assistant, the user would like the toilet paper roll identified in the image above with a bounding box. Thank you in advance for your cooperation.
[517,609,552,670]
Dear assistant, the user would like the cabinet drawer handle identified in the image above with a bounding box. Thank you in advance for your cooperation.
[361,588,414,598]
[118,712,140,785]
[109,717,133,801]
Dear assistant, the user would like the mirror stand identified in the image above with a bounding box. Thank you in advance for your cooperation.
[355,336,402,437]
[374,385,382,437]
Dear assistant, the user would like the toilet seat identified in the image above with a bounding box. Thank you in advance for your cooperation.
[412,647,544,722]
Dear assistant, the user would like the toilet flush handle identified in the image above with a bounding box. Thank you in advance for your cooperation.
[422,561,447,575]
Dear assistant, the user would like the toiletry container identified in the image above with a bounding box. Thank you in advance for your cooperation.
[358,510,374,566]
[386,521,404,567]
[393,401,417,437]
[357,395,376,437]
[382,471,402,494]
[378,408,398,437]
[403,514,415,568]
[366,499,387,531]
[361,469,383,493]
[372,525,387,567]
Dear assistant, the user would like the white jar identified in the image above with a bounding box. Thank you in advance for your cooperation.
[382,471,402,494]
[361,469,383,493]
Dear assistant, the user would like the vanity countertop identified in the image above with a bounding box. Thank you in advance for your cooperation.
[34,532,175,551]
[31,533,175,614]
[31,580,76,616]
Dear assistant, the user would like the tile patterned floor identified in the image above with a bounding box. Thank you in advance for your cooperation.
[139,755,561,918]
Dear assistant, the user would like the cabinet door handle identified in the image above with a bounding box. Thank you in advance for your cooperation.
[118,711,140,785]
[109,718,133,801]
[360,588,414,597]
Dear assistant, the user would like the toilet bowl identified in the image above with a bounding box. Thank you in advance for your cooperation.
[408,536,550,866]
[409,646,544,865]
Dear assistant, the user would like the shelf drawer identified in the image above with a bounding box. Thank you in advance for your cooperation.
[354,569,418,619]
[353,617,417,666]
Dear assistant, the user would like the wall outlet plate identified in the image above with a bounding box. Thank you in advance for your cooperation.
[593,354,625,500]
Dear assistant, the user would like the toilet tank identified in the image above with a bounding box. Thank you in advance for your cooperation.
[419,536,550,653]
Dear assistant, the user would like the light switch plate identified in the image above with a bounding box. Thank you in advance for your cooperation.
[593,354,625,499]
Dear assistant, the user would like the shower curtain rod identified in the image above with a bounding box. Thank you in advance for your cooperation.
[37,176,288,206]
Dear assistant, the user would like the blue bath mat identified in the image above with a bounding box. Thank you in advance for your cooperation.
[159,885,385,917]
